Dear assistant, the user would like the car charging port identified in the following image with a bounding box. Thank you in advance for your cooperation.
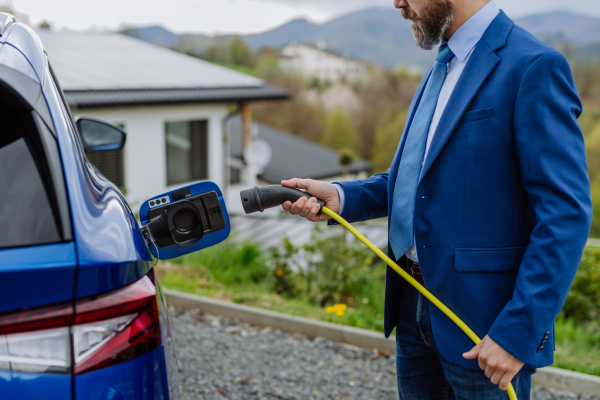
[141,191,225,249]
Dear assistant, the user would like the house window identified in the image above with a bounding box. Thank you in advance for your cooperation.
[230,166,242,184]
[86,149,125,188]
[165,120,208,186]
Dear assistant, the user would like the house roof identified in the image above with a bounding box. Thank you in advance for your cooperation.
[228,116,371,183]
[64,87,289,109]
[37,30,288,107]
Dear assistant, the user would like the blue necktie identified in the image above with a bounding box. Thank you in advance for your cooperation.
[389,43,455,258]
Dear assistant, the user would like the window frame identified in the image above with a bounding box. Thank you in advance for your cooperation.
[164,119,209,187]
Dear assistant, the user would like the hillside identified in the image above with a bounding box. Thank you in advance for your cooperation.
[516,11,600,45]
[121,9,600,70]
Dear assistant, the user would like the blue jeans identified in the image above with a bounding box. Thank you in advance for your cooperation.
[395,282,535,400]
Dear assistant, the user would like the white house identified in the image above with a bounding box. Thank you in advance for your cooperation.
[39,31,372,215]
[39,30,288,211]
[279,41,367,84]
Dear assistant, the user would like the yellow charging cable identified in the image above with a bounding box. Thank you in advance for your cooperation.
[320,206,518,400]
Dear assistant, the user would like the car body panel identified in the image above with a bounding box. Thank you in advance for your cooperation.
[156,278,180,399]
[75,260,152,298]
[1,23,47,83]
[75,346,169,400]
[0,242,76,313]
[0,42,39,83]
[41,65,154,299]
[0,369,72,400]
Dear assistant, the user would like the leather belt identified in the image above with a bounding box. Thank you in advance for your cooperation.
[404,258,425,287]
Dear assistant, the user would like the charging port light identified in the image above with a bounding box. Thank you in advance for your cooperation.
[149,196,170,209]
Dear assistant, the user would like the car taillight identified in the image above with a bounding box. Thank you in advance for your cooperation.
[0,327,71,374]
[73,275,161,375]
[0,274,161,375]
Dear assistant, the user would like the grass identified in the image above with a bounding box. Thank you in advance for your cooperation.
[157,260,385,332]
[215,63,257,77]
[554,318,600,376]
[157,240,600,377]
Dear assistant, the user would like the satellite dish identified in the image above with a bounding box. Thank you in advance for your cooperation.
[244,139,272,168]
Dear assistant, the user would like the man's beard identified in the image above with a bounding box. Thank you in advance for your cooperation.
[402,0,456,50]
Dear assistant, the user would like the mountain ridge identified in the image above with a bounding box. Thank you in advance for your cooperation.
[121,9,600,70]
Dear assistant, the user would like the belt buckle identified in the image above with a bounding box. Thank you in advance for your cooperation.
[410,263,421,276]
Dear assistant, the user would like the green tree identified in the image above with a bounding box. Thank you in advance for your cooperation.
[229,36,253,66]
[203,36,253,67]
[255,53,284,80]
[338,148,357,177]
[371,109,408,173]
[321,109,358,151]
[590,180,600,238]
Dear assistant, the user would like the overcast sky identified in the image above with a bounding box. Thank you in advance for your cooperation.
[6,0,600,34]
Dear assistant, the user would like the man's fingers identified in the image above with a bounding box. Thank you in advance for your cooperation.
[484,362,495,379]
[288,197,309,215]
[281,179,297,188]
[282,201,292,211]
[498,370,516,391]
[282,178,312,191]
[490,369,505,385]
[306,203,322,222]
[299,197,317,218]
[462,343,481,360]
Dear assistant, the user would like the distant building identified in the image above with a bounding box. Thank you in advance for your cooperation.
[279,41,367,84]
[39,30,288,210]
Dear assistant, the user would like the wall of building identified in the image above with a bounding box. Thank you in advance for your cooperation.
[280,43,366,83]
[74,103,230,211]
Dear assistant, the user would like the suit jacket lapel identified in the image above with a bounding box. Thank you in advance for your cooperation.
[388,66,433,209]
[420,11,514,180]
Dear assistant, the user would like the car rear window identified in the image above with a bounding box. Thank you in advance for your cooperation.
[0,137,61,248]
[0,73,65,249]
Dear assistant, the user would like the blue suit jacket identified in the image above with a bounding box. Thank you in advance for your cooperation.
[333,11,592,369]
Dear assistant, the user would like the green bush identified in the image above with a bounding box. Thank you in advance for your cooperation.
[590,179,600,238]
[267,226,386,311]
[171,240,268,285]
[267,236,300,297]
[560,246,600,325]
[554,317,600,376]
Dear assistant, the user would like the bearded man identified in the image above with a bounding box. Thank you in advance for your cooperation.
[281,0,593,398]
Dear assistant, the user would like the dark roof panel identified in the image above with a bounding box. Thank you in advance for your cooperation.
[228,117,371,183]
[65,86,289,109]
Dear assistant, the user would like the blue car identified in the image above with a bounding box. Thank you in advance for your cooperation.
[0,13,230,400]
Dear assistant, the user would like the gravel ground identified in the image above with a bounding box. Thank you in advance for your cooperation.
[170,307,600,400]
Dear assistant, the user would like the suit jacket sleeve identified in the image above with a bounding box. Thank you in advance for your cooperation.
[487,51,593,366]
[328,171,390,224]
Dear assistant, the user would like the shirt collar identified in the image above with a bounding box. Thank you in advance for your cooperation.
[446,0,500,62]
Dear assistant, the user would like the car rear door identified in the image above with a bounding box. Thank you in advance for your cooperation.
[0,62,75,399]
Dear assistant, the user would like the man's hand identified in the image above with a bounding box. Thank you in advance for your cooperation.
[463,335,525,391]
[281,178,340,222]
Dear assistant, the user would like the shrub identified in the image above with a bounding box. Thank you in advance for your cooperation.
[267,236,300,297]
[560,246,600,325]
[171,240,268,286]
[554,317,600,376]
[267,225,386,310]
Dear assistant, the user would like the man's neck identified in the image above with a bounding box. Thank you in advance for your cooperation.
[445,0,491,39]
